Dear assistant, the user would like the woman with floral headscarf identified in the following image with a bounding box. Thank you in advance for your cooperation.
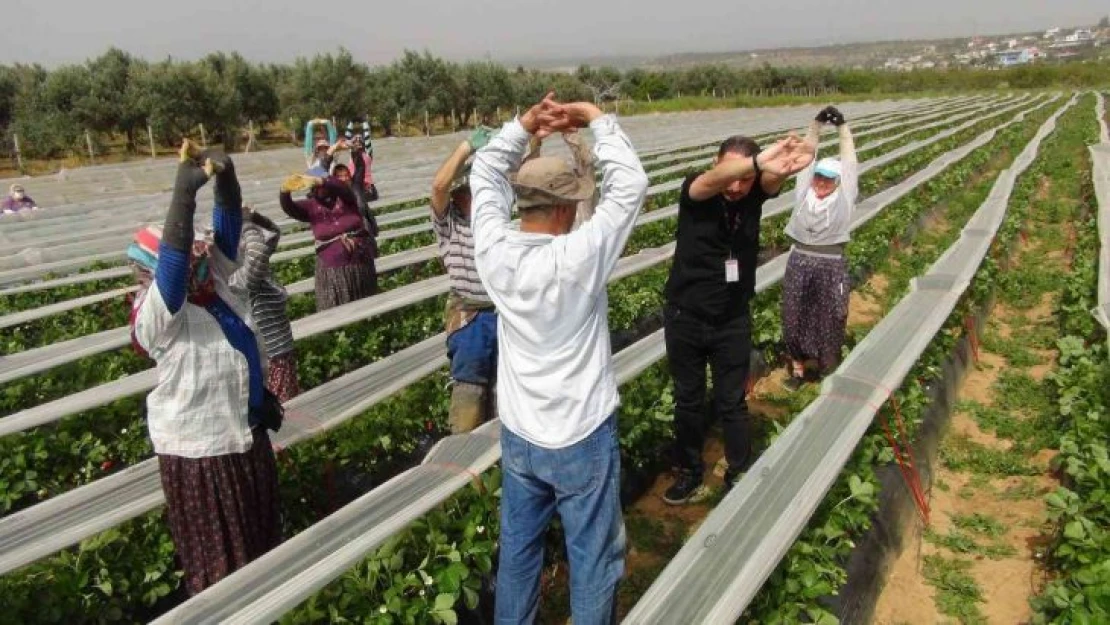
[128,142,282,595]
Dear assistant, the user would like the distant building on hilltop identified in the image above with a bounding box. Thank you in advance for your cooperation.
[995,47,1041,66]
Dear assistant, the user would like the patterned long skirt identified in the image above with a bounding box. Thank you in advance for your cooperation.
[781,250,851,372]
[315,261,378,311]
[266,351,301,402]
[158,428,282,596]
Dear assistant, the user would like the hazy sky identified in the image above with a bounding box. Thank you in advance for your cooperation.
[3,0,1106,67]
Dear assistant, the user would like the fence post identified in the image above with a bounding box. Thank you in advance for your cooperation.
[290,117,297,144]
[515,105,520,118]
[396,111,402,134]
[472,109,478,127]
[424,110,430,137]
[85,130,95,162]
[246,119,257,153]
[451,108,457,132]
[12,133,24,174]
[199,124,207,147]
[147,123,156,158]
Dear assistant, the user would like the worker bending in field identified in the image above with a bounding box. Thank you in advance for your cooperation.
[782,106,858,390]
[3,184,38,213]
[662,129,815,505]
[430,125,499,433]
[471,93,648,624]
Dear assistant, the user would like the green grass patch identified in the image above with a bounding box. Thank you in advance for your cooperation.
[980,330,1041,368]
[923,555,987,624]
[925,527,1017,559]
[940,435,1042,476]
[997,478,1046,502]
[951,512,1007,538]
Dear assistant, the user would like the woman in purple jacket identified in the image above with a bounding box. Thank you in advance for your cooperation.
[279,175,377,310]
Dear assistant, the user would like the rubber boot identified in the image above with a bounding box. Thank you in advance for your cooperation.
[448,382,488,434]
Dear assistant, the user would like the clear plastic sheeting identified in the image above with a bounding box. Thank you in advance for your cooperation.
[0,99,1032,429]
[1090,93,1110,337]
[636,96,1010,185]
[0,100,941,285]
[623,95,1074,625]
[0,235,697,575]
[761,95,1044,220]
[0,333,447,577]
[1,100,923,237]
[0,96,995,579]
[0,285,138,330]
[145,100,1029,625]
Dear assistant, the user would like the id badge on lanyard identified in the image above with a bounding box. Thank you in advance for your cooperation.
[725,207,740,283]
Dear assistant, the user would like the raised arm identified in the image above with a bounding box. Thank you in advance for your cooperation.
[688,156,759,202]
[431,141,475,218]
[156,156,210,314]
[768,118,819,197]
[562,109,649,288]
[432,126,495,217]
[280,193,313,222]
[794,118,824,203]
[352,151,379,235]
[837,120,858,203]
[469,123,529,249]
[202,149,243,261]
[231,216,280,294]
[279,175,316,222]
[692,134,815,204]
[303,120,319,160]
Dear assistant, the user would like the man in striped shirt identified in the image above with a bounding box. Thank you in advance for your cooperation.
[430,126,499,433]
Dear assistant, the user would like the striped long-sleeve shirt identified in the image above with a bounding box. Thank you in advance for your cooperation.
[230,216,295,359]
[432,204,492,304]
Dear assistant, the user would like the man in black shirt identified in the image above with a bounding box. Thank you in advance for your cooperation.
[663,133,815,505]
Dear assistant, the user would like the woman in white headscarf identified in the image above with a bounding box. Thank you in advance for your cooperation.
[781,106,857,391]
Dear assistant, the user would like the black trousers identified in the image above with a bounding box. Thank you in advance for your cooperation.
[663,303,754,479]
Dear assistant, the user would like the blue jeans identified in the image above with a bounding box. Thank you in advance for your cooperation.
[496,415,625,625]
[446,310,498,385]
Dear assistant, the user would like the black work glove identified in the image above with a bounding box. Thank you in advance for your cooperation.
[826,106,846,127]
[815,108,831,123]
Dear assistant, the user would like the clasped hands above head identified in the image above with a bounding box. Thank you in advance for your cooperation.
[756,133,817,177]
[519,92,604,138]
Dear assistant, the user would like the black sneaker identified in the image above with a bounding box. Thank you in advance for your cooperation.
[783,375,805,393]
[663,471,703,505]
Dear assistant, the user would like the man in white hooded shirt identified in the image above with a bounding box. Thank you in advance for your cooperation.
[782,105,858,390]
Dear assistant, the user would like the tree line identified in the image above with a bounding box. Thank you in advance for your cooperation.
[1,47,1107,160]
